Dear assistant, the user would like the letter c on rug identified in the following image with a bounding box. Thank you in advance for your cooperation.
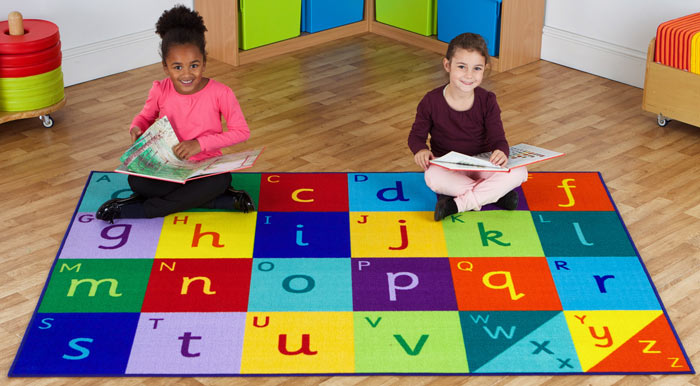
[292,188,314,203]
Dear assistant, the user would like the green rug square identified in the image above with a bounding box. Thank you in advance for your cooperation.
[38,259,152,313]
[442,211,544,257]
[353,311,469,373]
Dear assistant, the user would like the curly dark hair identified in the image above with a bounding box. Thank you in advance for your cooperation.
[155,5,207,63]
[445,32,490,67]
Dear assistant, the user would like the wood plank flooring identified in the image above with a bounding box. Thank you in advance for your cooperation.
[1,33,698,385]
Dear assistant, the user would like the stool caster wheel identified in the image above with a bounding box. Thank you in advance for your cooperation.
[657,114,670,127]
[40,114,54,128]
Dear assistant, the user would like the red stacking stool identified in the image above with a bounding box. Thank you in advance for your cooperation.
[0,11,65,127]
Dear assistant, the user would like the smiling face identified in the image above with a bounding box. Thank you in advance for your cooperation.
[443,47,486,95]
[163,43,207,95]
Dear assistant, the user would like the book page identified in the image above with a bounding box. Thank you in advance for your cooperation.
[120,117,179,166]
[471,144,564,169]
[430,144,563,171]
[430,151,505,171]
[196,148,263,176]
[123,151,207,181]
[504,144,564,168]
[119,117,211,181]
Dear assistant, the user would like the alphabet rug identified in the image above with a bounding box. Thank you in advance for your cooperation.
[9,171,694,376]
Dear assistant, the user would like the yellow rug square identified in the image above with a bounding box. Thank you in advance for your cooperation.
[155,212,257,259]
[240,312,355,374]
[350,211,447,257]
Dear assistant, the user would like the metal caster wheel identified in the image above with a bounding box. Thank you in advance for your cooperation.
[40,114,54,128]
[657,114,670,127]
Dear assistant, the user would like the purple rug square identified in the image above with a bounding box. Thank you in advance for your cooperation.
[58,213,163,259]
[125,312,246,374]
[352,258,457,311]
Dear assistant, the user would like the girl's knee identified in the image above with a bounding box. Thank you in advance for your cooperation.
[424,169,434,188]
[128,175,153,196]
[215,173,233,189]
[199,173,232,195]
[512,167,528,182]
[423,166,443,191]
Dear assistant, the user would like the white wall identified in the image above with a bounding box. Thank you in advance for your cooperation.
[541,0,699,88]
[1,0,191,86]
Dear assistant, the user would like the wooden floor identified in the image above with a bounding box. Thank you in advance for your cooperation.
[1,33,698,385]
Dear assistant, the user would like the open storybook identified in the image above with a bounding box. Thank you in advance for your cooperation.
[429,143,564,172]
[115,116,262,184]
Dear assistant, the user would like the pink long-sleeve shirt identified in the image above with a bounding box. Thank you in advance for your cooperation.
[131,78,250,162]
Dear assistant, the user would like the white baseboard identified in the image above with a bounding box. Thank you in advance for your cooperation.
[61,30,162,87]
[60,26,649,88]
[541,26,647,88]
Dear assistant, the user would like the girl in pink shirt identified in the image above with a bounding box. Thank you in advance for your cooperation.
[96,5,254,223]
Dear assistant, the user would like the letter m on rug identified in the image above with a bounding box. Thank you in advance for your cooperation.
[66,278,123,297]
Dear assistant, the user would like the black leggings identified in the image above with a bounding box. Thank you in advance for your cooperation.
[128,173,231,218]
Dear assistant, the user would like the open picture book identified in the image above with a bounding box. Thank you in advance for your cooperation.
[429,143,563,172]
[115,116,262,184]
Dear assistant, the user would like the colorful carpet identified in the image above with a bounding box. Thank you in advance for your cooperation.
[9,171,694,376]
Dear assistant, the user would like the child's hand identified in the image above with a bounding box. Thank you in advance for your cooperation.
[173,140,201,160]
[130,126,143,142]
[490,149,508,167]
[414,149,434,170]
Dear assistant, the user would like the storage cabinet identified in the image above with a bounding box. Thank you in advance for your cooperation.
[438,0,502,57]
[238,0,301,50]
[642,38,700,127]
[375,0,436,37]
[194,0,544,72]
[302,0,364,34]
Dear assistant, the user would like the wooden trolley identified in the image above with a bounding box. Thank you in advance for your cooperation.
[642,38,700,128]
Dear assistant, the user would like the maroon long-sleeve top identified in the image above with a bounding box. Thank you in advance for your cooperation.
[407,85,510,158]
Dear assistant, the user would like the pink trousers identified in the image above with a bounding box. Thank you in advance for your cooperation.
[424,165,528,212]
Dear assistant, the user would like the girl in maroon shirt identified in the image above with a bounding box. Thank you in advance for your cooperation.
[408,33,528,221]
